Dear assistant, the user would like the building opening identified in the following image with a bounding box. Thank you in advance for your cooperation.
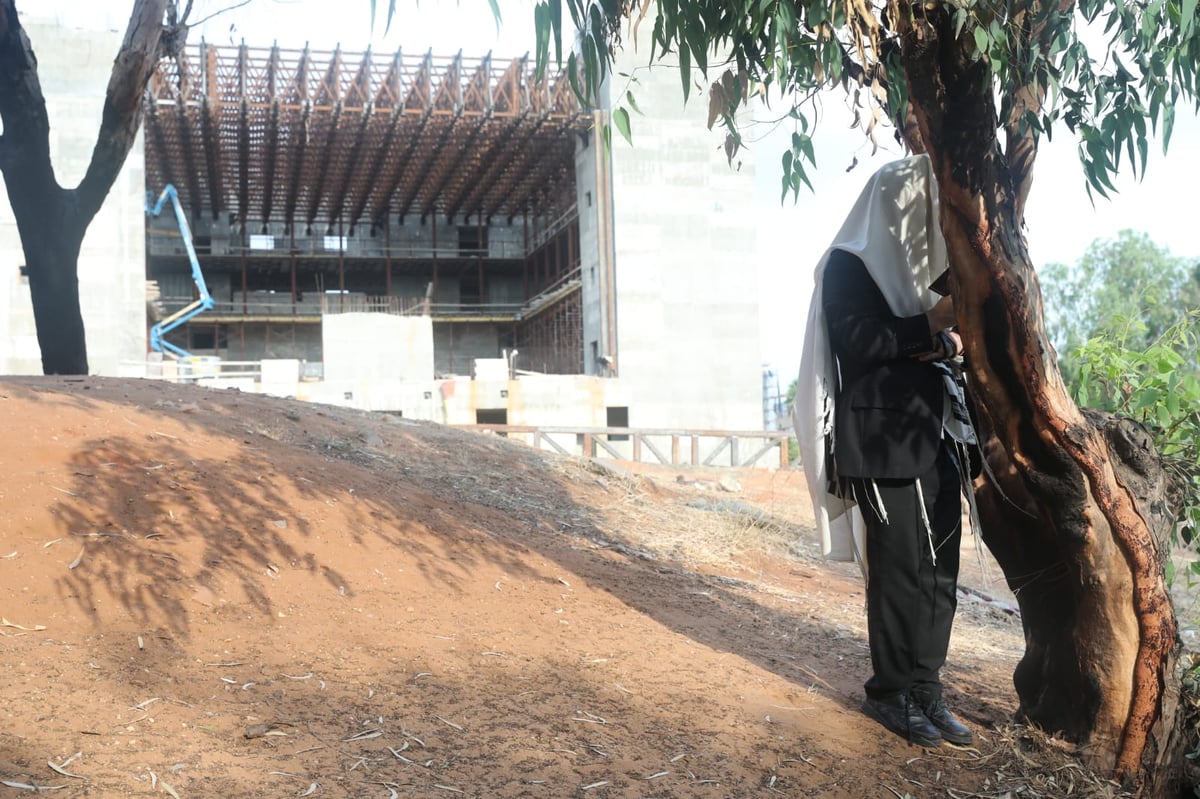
[476,408,508,426]
[606,406,629,441]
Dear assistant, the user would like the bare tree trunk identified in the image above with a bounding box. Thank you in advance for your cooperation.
[21,199,89,375]
[0,0,169,375]
[897,6,1185,794]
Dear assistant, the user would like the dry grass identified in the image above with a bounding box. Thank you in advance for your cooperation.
[941,724,1134,799]
[623,495,812,569]
[551,458,1184,797]
[568,461,819,571]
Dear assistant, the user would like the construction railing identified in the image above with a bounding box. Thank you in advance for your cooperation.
[156,294,528,319]
[453,425,794,469]
[147,236,530,261]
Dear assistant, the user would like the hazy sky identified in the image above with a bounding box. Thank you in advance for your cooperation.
[30,0,1200,376]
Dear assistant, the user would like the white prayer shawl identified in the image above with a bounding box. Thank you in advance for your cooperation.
[793,154,951,566]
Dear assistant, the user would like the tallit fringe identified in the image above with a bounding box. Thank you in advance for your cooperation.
[914,477,937,564]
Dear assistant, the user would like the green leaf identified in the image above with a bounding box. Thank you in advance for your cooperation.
[582,33,599,102]
[566,52,583,103]
[369,0,398,33]
[1123,122,1135,172]
[534,3,552,78]
[973,27,989,58]
[626,91,642,115]
[549,0,562,66]
[679,37,692,102]
[587,4,607,95]
[485,0,503,32]
[794,132,815,164]
[781,150,794,203]
[686,10,708,75]
[794,163,814,192]
[953,8,968,39]
[613,106,633,145]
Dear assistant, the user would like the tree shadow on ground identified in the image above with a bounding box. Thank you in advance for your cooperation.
[19,377,1017,734]
[50,431,549,639]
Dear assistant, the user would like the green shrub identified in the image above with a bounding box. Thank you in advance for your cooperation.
[1070,311,1200,577]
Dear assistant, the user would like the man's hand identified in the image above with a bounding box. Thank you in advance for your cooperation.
[926,295,956,333]
[917,329,963,362]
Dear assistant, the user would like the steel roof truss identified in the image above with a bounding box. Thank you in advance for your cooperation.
[304,101,343,227]
[282,102,311,228]
[147,43,591,232]
[328,105,374,225]
[347,100,404,231]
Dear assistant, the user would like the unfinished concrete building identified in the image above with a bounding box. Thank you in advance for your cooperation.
[145,44,590,376]
[4,15,768,446]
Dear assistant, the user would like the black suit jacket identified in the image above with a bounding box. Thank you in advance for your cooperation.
[822,249,944,480]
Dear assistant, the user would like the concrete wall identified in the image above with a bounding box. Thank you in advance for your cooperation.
[0,14,147,375]
[440,374,629,455]
[297,378,442,416]
[597,36,765,431]
[223,324,324,363]
[380,215,526,260]
[217,372,626,434]
[323,313,435,383]
[433,322,504,376]
[205,372,625,429]
[576,119,613,377]
[439,374,618,425]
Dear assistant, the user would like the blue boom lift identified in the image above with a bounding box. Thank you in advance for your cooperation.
[145,184,214,359]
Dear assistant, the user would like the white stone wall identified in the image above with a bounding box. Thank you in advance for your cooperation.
[600,34,765,431]
[322,313,435,384]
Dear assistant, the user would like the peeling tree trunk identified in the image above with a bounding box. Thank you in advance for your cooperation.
[975,412,1185,786]
[0,0,170,375]
[897,7,1185,795]
[943,209,1184,794]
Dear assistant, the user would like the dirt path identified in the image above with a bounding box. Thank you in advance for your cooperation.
[0,376,1025,798]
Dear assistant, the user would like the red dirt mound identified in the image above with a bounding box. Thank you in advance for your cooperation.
[0,376,1023,798]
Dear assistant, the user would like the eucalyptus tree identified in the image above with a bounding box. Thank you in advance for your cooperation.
[468,0,1196,791]
[1042,230,1199,382]
[0,0,187,375]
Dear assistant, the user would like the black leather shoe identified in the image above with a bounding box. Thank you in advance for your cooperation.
[922,698,973,745]
[861,695,942,747]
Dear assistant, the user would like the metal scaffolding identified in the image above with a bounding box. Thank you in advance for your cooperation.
[515,290,583,375]
[145,42,591,231]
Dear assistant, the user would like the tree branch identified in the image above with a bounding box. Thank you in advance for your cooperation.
[1004,0,1075,218]
[185,0,253,31]
[75,0,171,223]
[0,0,60,203]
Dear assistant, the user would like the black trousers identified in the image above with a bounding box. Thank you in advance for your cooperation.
[852,444,962,702]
